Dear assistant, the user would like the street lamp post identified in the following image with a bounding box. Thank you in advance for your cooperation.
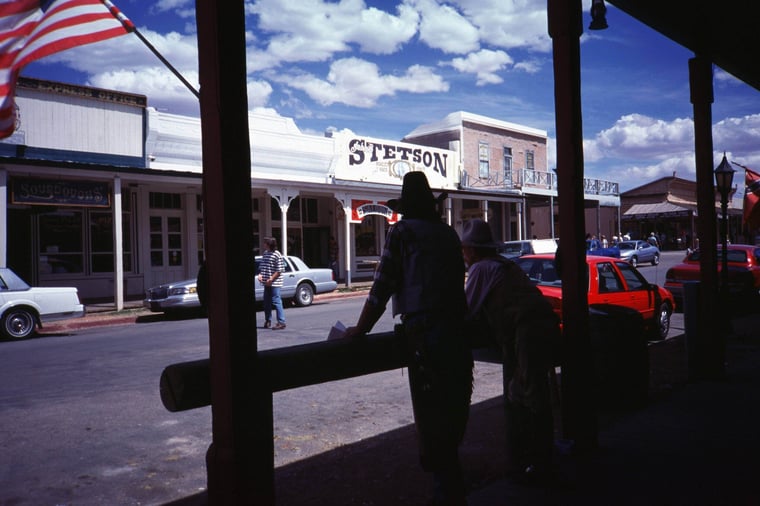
[714,153,735,299]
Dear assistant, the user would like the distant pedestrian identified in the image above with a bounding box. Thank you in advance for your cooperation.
[259,237,286,330]
[344,172,472,505]
[461,219,558,486]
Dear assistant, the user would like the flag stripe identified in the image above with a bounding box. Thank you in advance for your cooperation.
[0,0,131,138]
[0,0,39,18]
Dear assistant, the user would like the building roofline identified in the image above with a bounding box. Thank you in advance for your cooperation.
[403,111,547,139]
[18,76,147,108]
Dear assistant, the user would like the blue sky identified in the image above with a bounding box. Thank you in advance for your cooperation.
[21,0,760,193]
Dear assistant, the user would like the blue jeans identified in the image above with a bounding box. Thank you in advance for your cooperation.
[263,285,285,324]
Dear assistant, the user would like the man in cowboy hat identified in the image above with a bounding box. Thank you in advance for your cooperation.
[345,171,472,505]
[461,218,558,486]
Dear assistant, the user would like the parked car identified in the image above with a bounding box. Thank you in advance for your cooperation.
[499,238,558,259]
[514,254,674,340]
[664,244,760,309]
[617,240,660,267]
[143,255,338,313]
[0,267,85,340]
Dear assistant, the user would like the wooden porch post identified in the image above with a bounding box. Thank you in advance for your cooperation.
[548,0,598,450]
[196,0,275,503]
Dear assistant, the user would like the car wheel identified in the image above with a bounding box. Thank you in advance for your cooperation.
[652,253,660,266]
[650,302,671,341]
[294,283,314,307]
[630,256,638,268]
[1,307,37,340]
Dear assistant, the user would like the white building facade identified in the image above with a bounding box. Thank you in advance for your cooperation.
[0,78,619,303]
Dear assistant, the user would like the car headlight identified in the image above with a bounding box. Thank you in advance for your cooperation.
[168,286,197,296]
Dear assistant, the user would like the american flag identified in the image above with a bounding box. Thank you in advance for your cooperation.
[743,165,760,231]
[0,0,133,139]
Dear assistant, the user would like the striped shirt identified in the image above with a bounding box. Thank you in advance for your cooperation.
[260,250,285,287]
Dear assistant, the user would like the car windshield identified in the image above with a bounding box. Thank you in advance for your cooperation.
[500,242,528,255]
[689,249,748,263]
[618,242,635,251]
[0,268,32,291]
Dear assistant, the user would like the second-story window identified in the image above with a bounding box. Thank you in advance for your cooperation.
[479,142,489,178]
[526,150,535,171]
[503,147,513,183]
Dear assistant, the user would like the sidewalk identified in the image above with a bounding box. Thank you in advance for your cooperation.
[468,313,760,505]
[41,282,373,334]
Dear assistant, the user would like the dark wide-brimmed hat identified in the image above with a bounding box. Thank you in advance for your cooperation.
[460,218,499,248]
[387,171,437,216]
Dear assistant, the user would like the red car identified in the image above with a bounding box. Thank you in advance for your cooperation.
[664,244,760,309]
[514,254,675,340]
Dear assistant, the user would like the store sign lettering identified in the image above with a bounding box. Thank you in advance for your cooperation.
[357,203,393,220]
[348,138,448,177]
[351,199,398,224]
[12,178,111,207]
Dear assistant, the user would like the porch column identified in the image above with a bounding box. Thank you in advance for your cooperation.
[113,176,124,310]
[334,195,353,287]
[689,55,723,380]
[268,189,298,257]
[548,0,597,450]
[196,0,268,502]
[0,168,6,268]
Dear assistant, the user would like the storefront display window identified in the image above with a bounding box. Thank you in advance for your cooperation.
[90,211,133,273]
[39,212,84,274]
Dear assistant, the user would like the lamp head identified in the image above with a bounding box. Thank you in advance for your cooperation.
[714,153,735,200]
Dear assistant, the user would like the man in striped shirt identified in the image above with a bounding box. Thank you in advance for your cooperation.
[258,237,286,329]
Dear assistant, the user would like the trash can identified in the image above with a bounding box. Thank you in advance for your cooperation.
[588,304,649,409]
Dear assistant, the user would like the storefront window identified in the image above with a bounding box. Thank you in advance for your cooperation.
[90,211,133,273]
[39,212,84,274]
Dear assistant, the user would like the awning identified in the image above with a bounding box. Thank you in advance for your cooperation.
[623,202,694,219]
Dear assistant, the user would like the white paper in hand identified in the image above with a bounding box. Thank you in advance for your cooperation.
[327,320,347,340]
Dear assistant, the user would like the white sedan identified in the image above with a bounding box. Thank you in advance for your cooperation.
[0,268,85,340]
[143,255,338,313]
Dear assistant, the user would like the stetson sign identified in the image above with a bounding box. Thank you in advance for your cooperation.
[11,178,111,207]
[333,132,459,190]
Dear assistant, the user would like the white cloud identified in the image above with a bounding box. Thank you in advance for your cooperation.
[409,0,479,54]
[247,80,273,108]
[584,113,760,191]
[248,0,419,69]
[452,0,551,53]
[279,57,448,107]
[42,28,198,77]
[713,114,760,158]
[444,49,513,85]
[154,0,193,12]
[584,113,695,162]
[514,59,542,74]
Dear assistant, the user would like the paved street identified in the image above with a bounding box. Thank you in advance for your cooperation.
[0,296,506,505]
[0,251,689,505]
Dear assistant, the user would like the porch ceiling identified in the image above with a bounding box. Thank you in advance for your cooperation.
[606,0,760,92]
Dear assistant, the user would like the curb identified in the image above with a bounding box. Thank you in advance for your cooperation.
[39,287,371,333]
